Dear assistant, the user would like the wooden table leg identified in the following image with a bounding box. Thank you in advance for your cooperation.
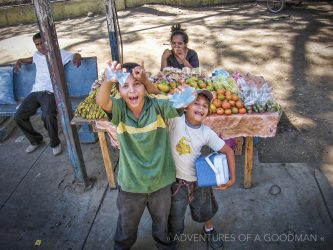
[244,136,254,189]
[98,131,116,189]
[235,137,243,156]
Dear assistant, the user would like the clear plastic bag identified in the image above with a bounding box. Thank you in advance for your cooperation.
[169,86,196,108]
[105,65,130,86]
[235,73,276,112]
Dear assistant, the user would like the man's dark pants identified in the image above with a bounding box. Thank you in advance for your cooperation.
[114,184,175,250]
[14,91,60,148]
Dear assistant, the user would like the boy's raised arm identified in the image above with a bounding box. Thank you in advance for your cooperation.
[132,66,160,94]
[216,144,236,190]
[143,78,160,95]
[96,81,114,113]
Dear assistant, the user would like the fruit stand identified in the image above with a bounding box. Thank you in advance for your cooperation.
[72,67,281,189]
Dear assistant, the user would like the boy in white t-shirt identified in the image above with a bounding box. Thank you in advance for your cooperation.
[167,90,236,249]
[14,32,81,155]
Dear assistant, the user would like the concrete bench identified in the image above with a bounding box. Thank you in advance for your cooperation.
[0,57,98,142]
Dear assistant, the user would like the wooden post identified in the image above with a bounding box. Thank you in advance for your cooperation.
[235,137,243,156]
[244,136,254,188]
[105,0,121,62]
[33,0,90,187]
[98,132,116,189]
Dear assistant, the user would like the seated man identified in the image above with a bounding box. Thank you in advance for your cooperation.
[14,32,81,155]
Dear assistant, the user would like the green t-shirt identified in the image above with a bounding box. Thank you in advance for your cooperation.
[110,95,181,193]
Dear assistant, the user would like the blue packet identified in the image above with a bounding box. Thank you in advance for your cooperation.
[169,87,196,108]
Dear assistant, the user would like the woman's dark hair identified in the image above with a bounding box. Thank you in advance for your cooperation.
[170,24,188,44]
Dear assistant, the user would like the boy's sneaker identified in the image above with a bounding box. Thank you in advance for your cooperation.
[25,142,43,153]
[203,227,224,249]
[52,143,62,156]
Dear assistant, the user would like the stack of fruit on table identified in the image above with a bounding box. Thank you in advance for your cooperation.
[75,89,107,120]
[210,89,246,115]
[151,67,281,116]
[208,69,245,115]
[75,67,281,120]
[151,67,246,115]
[150,67,213,94]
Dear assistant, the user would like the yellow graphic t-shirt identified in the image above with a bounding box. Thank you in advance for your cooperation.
[168,115,225,182]
[176,136,192,155]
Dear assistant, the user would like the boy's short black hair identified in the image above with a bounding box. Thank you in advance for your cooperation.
[122,62,140,74]
[33,32,41,41]
[113,62,140,90]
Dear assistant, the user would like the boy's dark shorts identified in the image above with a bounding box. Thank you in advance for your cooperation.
[171,180,218,223]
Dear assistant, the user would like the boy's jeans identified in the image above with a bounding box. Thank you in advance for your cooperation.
[114,184,175,250]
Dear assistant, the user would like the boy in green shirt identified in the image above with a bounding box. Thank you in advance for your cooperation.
[97,62,181,249]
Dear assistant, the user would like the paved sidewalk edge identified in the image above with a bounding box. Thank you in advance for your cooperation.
[314,169,333,225]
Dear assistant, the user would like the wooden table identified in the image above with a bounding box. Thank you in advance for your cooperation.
[72,112,280,189]
[204,112,280,188]
[71,117,117,189]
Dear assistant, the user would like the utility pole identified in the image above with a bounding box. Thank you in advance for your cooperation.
[105,0,121,62]
[33,0,91,188]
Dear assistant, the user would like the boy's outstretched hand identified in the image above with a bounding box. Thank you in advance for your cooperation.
[105,60,122,71]
[215,144,236,190]
[132,65,148,84]
[214,178,236,190]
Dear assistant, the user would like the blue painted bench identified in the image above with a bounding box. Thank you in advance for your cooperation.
[0,57,98,142]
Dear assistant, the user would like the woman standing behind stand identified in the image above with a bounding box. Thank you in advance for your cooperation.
[161,24,199,70]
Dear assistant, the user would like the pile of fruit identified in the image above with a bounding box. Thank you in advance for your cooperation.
[75,89,107,120]
[210,89,247,115]
[208,68,247,115]
[152,67,281,116]
[152,67,249,115]
[75,67,281,120]
[151,67,213,94]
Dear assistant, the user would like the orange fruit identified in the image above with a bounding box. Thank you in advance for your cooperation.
[217,94,225,101]
[224,109,232,115]
[229,100,235,107]
[221,101,231,109]
[231,95,240,101]
[212,99,222,108]
[239,107,247,114]
[216,89,226,95]
[235,100,244,108]
[225,90,232,96]
[216,108,224,115]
